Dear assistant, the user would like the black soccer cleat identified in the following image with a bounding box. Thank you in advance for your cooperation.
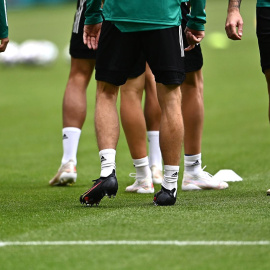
[153,186,177,206]
[80,170,118,207]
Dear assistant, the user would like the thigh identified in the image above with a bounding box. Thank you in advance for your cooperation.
[96,21,142,86]
[142,26,185,85]
[256,7,270,73]
[70,0,96,59]
[181,2,203,73]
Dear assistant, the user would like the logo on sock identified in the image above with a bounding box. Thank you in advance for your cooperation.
[192,160,200,166]
[171,172,178,177]
[63,134,68,140]
[100,156,107,162]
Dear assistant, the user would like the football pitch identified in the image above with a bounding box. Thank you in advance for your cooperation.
[1,1,270,269]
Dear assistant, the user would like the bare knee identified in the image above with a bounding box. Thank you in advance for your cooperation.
[97,81,119,102]
[69,58,95,82]
[157,84,181,111]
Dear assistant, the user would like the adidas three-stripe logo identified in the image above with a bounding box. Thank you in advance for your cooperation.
[100,156,107,162]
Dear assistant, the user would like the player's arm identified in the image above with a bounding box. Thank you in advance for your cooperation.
[0,0,9,52]
[83,0,103,50]
[185,0,206,51]
[225,0,243,40]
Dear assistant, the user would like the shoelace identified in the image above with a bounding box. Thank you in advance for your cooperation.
[129,173,137,178]
[201,165,213,178]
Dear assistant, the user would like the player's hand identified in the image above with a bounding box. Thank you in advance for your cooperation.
[184,27,205,51]
[225,10,243,40]
[83,23,102,50]
[0,37,9,52]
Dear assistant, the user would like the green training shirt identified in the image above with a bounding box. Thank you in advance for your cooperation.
[257,0,270,7]
[85,0,206,32]
[0,0,8,38]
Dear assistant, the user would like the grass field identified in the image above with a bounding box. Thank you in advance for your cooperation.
[1,1,270,269]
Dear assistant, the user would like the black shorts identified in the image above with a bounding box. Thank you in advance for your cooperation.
[69,0,96,59]
[128,2,203,78]
[181,2,203,73]
[256,7,270,73]
[95,21,186,86]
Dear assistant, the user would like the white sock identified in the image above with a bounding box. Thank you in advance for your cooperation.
[99,149,116,177]
[147,131,163,170]
[184,153,202,175]
[133,157,151,179]
[61,127,81,165]
[162,165,179,192]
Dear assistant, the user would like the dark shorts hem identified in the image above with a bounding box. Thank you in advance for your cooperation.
[262,65,270,73]
[184,62,203,73]
[96,70,129,86]
[69,51,96,59]
[155,74,186,85]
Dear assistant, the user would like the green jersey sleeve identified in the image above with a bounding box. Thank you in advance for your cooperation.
[187,0,206,31]
[257,0,270,7]
[0,0,8,38]
[85,0,103,25]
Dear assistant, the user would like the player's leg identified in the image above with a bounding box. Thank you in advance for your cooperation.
[265,69,270,122]
[49,0,96,186]
[154,82,183,205]
[181,69,204,156]
[256,7,270,195]
[142,25,185,206]
[180,2,228,191]
[61,57,95,158]
[80,80,119,206]
[120,72,154,194]
[63,58,95,129]
[267,71,270,194]
[80,21,140,205]
[181,69,228,190]
[121,73,147,160]
[49,59,95,187]
[144,63,163,184]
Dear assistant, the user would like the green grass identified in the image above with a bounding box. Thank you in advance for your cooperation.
[1,1,270,269]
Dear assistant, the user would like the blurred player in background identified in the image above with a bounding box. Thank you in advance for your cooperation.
[225,0,270,195]
[181,1,227,191]
[0,0,9,52]
[49,0,96,186]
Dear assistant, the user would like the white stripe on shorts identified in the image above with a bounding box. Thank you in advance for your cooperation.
[179,25,184,57]
[4,0,8,26]
[73,0,86,34]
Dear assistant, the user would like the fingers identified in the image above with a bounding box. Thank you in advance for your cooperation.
[184,45,195,52]
[184,30,203,51]
[225,23,242,40]
[90,36,98,50]
[83,31,93,49]
[225,13,243,40]
[0,38,9,53]
[83,24,101,50]
[96,29,101,48]
[83,31,98,50]
[238,22,243,38]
